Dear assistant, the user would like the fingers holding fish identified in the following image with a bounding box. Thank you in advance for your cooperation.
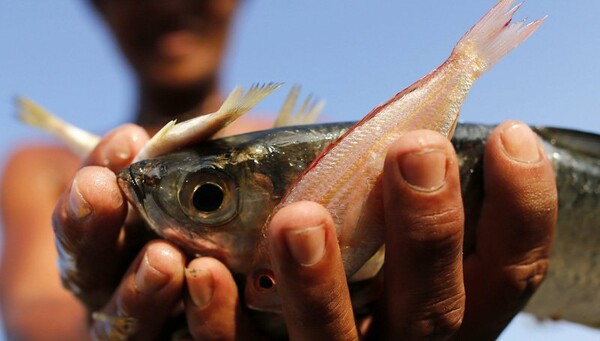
[382,130,466,339]
[53,165,128,309]
[267,201,359,341]
[458,121,557,339]
[52,124,151,310]
[90,240,186,340]
[83,123,149,171]
[185,257,257,340]
[479,121,556,264]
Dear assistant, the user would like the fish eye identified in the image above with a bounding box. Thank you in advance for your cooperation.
[192,182,224,212]
[258,275,275,289]
[255,271,276,291]
[177,168,239,226]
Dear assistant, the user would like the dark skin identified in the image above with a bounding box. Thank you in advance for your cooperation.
[1,1,557,339]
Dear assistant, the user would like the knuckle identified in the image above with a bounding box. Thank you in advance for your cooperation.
[307,289,346,324]
[295,284,357,339]
[501,257,550,302]
[409,297,465,339]
[405,206,464,247]
[508,185,557,253]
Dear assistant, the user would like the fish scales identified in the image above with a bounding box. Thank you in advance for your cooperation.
[529,128,600,326]
[119,122,600,327]
[455,124,600,327]
[242,0,545,312]
[115,0,549,320]
[19,0,575,331]
[119,123,350,271]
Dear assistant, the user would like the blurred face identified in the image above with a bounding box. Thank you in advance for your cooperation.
[93,0,237,89]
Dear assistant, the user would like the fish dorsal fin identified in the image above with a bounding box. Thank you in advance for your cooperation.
[16,96,100,158]
[273,84,325,128]
[534,126,600,159]
[135,82,282,161]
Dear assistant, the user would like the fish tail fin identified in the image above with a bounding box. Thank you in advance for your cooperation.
[303,97,326,125]
[218,82,283,119]
[135,83,282,160]
[456,0,545,72]
[273,84,301,127]
[274,85,325,128]
[16,96,100,157]
[16,96,62,132]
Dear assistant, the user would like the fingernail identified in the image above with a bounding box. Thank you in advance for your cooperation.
[399,149,447,191]
[134,247,170,294]
[501,123,540,163]
[186,267,214,308]
[68,179,92,219]
[285,225,325,267]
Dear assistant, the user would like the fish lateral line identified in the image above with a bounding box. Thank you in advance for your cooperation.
[278,0,546,210]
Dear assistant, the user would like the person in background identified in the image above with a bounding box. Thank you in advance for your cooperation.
[1,1,557,339]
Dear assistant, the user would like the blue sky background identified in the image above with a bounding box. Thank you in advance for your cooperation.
[1,1,599,339]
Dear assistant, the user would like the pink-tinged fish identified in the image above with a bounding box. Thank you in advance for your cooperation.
[245,0,546,312]
[17,0,550,326]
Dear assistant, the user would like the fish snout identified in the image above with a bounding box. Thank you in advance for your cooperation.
[117,163,149,204]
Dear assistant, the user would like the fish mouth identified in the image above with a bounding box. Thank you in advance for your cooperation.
[117,166,146,205]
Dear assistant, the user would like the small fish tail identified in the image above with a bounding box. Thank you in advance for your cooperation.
[273,85,325,128]
[16,96,100,157]
[218,82,283,118]
[134,83,282,161]
[273,85,301,127]
[16,96,61,132]
[456,0,545,73]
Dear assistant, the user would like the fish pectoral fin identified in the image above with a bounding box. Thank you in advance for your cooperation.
[16,96,100,158]
[273,84,325,128]
[135,83,282,161]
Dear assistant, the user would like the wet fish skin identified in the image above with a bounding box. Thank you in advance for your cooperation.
[118,123,349,273]
[242,0,545,312]
[118,122,600,327]
[527,127,600,326]
[454,124,600,327]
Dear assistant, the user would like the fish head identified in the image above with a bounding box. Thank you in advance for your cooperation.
[117,144,279,273]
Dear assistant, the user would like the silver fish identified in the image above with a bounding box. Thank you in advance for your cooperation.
[117,0,553,324]
[19,0,574,331]
[118,122,600,327]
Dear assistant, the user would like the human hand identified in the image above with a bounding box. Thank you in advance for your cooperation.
[238,121,556,340]
[52,124,194,339]
[49,123,337,339]
[377,121,555,339]
[175,121,556,340]
[52,121,556,340]
[50,124,266,339]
